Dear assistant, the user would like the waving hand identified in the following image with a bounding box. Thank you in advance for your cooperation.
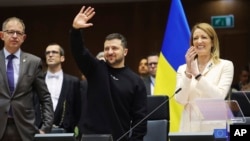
[73,6,96,29]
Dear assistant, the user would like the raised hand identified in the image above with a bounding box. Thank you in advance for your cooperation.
[72,6,96,29]
[185,46,197,73]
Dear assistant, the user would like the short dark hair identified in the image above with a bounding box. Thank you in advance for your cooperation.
[105,33,127,48]
[46,43,65,56]
[147,52,159,58]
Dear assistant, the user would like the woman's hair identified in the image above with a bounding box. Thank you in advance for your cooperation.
[190,22,220,64]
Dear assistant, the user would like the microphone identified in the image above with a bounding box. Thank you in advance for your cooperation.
[241,91,250,104]
[116,88,182,141]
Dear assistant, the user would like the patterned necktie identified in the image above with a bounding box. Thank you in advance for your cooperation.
[7,54,15,95]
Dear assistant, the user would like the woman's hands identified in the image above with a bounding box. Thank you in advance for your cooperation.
[185,46,200,78]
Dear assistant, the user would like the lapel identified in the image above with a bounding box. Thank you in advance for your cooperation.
[15,52,28,91]
[54,73,67,122]
[202,60,214,76]
[144,76,151,95]
[0,50,10,96]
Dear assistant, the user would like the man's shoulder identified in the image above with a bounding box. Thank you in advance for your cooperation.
[63,73,80,81]
[125,67,142,79]
[21,51,41,60]
[20,52,43,65]
[142,76,151,82]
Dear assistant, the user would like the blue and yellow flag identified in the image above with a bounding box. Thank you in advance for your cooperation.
[154,0,190,132]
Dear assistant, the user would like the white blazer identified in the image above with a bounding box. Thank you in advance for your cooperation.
[175,59,234,132]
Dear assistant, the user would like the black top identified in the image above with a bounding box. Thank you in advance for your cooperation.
[70,28,147,141]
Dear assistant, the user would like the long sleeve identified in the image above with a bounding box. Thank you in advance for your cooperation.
[175,59,234,132]
[175,59,234,105]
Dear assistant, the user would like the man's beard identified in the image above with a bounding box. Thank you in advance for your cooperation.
[106,57,123,67]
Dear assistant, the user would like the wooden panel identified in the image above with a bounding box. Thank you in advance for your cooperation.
[0,0,249,83]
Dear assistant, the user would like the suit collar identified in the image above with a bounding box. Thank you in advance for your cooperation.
[3,48,21,59]
[201,60,214,75]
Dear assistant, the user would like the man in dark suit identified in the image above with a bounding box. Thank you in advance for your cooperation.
[36,43,81,134]
[0,17,54,141]
[143,52,159,95]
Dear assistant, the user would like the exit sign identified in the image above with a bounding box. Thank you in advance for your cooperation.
[211,15,234,28]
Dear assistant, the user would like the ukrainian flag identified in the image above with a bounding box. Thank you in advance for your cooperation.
[154,0,190,132]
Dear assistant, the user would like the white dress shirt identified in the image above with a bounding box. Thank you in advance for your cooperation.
[46,70,63,111]
[150,76,155,95]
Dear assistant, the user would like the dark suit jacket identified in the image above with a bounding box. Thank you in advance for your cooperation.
[0,50,54,141]
[143,76,152,95]
[78,79,88,136]
[36,73,81,133]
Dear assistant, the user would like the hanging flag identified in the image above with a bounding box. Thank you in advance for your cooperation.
[154,0,190,132]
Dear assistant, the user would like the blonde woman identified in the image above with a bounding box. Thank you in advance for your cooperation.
[175,23,234,132]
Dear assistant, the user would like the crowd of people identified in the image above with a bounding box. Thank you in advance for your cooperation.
[1,5,248,141]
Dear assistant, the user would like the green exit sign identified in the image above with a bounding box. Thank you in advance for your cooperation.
[211,15,234,28]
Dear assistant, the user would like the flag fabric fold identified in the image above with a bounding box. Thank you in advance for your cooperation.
[154,0,190,132]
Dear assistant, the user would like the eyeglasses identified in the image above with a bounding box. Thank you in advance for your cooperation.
[45,51,60,55]
[3,30,25,37]
[148,62,158,67]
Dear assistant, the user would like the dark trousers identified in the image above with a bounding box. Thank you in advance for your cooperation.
[1,118,22,141]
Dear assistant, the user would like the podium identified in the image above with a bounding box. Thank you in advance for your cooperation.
[195,98,245,124]
[196,98,246,141]
[169,99,246,141]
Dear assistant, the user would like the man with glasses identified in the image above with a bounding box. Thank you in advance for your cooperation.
[0,17,54,141]
[3,30,25,37]
[35,43,82,135]
[143,52,159,95]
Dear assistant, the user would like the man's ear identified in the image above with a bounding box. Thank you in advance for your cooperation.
[124,48,128,56]
[23,34,27,40]
[0,31,4,40]
[61,56,65,62]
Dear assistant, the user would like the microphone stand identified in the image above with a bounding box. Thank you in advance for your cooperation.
[116,88,182,141]
[242,91,250,104]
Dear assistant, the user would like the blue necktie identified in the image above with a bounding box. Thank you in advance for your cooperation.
[7,54,15,95]
[7,54,15,117]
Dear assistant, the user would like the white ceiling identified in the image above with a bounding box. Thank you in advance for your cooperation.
[0,0,158,7]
